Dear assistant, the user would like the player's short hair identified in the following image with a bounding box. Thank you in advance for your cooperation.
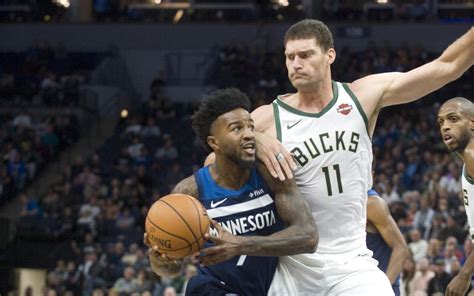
[191,88,251,152]
[284,19,334,51]
[442,97,474,118]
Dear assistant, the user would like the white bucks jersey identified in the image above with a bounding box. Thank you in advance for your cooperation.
[462,165,474,243]
[272,81,373,255]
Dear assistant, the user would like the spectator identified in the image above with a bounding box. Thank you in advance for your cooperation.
[112,266,139,295]
[413,196,435,239]
[409,229,429,262]
[154,137,178,161]
[427,257,451,295]
[410,257,435,295]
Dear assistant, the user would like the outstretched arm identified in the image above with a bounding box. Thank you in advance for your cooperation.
[367,195,410,284]
[352,28,473,128]
[146,176,199,277]
[199,164,317,265]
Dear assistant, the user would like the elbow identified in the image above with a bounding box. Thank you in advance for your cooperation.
[399,245,411,261]
[302,225,319,253]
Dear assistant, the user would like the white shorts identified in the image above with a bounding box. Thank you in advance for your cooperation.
[269,252,394,296]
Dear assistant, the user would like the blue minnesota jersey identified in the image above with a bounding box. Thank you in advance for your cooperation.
[186,166,284,296]
[366,190,400,296]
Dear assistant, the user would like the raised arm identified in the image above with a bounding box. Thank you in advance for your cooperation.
[351,28,473,129]
[199,164,317,266]
[367,195,410,284]
[146,176,199,277]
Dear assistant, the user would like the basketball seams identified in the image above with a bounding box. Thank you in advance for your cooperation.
[186,195,204,239]
[146,194,210,258]
[160,198,200,245]
[146,217,193,255]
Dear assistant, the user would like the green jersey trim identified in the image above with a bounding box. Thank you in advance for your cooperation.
[275,81,338,118]
[272,102,282,142]
[342,82,369,136]
[464,165,474,185]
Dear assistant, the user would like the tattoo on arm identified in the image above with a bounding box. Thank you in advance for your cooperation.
[171,175,199,199]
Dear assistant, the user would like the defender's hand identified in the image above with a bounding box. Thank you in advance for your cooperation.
[256,132,296,181]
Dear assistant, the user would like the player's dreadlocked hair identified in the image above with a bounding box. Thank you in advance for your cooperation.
[192,88,251,152]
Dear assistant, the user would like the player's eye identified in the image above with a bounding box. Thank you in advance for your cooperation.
[232,126,241,132]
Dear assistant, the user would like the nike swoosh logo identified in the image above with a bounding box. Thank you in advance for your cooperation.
[287,119,302,129]
[210,198,228,208]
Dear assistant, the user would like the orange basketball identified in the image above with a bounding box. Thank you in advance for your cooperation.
[145,193,210,259]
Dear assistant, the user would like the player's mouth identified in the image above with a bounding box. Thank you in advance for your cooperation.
[242,141,256,155]
[443,134,454,145]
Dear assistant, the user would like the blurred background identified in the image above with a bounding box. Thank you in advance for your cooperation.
[0,0,473,295]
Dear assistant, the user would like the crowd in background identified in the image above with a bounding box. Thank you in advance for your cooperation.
[2,38,473,295]
[0,112,80,205]
[0,41,106,107]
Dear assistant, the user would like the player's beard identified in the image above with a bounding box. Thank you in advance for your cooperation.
[226,150,255,169]
[450,128,472,153]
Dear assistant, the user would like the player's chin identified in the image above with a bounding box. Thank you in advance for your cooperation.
[239,155,256,168]
[444,141,457,151]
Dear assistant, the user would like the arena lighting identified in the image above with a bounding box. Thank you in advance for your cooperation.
[273,0,289,7]
[53,0,70,8]
[173,9,184,23]
[376,0,389,3]
[153,0,162,4]
[120,109,129,119]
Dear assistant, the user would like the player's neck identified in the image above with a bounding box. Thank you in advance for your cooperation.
[458,139,474,162]
[210,159,251,190]
[296,79,333,112]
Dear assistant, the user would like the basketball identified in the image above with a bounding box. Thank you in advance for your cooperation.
[145,193,210,259]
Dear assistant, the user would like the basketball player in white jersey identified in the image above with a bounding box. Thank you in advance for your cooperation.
[437,97,473,296]
[252,19,473,295]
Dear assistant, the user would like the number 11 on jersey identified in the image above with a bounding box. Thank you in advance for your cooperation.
[322,164,343,196]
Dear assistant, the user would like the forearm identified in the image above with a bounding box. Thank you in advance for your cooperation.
[459,251,474,279]
[237,225,317,257]
[149,255,183,278]
[386,245,410,284]
[438,27,474,79]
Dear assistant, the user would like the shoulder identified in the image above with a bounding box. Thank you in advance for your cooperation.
[171,175,199,199]
[251,104,275,133]
[367,195,390,222]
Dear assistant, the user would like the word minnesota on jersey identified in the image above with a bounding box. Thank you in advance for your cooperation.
[210,210,277,236]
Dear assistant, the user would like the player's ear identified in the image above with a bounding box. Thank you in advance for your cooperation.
[470,115,474,132]
[327,48,336,65]
[207,136,219,152]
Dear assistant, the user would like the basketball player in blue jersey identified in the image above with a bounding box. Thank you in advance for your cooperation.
[437,97,474,296]
[145,88,317,295]
[251,19,472,295]
[366,189,410,296]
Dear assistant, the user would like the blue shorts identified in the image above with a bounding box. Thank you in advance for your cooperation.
[186,275,238,296]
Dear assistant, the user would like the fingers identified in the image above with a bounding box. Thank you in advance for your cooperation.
[198,247,227,266]
[277,149,295,180]
[143,233,151,247]
[258,146,280,180]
